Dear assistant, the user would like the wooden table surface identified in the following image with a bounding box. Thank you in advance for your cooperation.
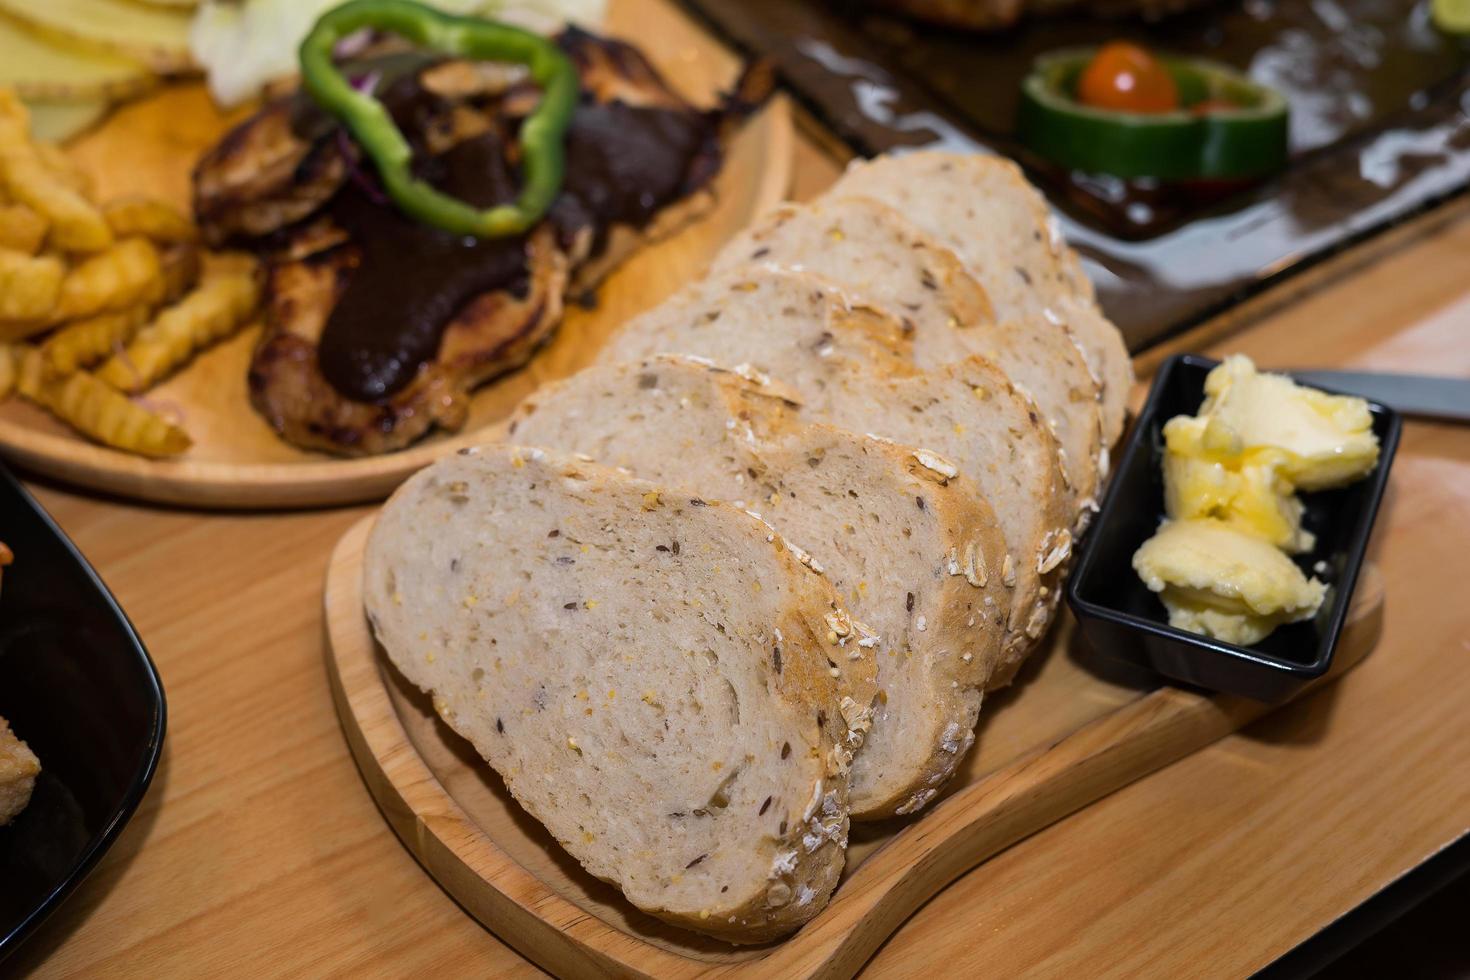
[10,34,1470,980]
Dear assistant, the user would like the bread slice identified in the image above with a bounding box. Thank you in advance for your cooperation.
[711,196,996,338]
[811,358,1074,680]
[509,357,802,476]
[826,153,1090,314]
[364,444,878,942]
[825,152,1134,445]
[510,357,1012,818]
[1043,295,1133,452]
[709,195,1103,522]
[936,317,1105,527]
[596,266,913,390]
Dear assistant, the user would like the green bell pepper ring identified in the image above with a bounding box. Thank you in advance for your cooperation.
[1018,48,1289,181]
[299,0,579,238]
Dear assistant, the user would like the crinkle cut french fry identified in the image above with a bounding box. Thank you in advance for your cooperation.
[14,344,43,399]
[0,90,111,253]
[34,368,190,458]
[97,257,260,393]
[0,247,64,323]
[0,203,46,253]
[33,140,93,199]
[42,304,148,375]
[103,197,195,245]
[0,344,17,398]
[55,236,161,320]
[160,240,200,302]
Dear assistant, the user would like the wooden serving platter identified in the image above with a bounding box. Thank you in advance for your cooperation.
[0,0,793,509]
[324,515,1384,979]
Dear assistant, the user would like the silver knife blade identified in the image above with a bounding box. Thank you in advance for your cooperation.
[1289,370,1470,422]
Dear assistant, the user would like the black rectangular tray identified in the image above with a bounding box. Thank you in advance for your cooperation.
[1065,354,1401,701]
[680,0,1470,350]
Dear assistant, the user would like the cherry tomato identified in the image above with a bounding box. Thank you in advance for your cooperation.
[1076,42,1180,114]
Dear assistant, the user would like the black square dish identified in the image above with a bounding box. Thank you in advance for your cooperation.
[1066,354,1401,702]
[0,465,166,960]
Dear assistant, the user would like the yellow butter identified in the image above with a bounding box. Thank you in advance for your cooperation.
[1199,355,1379,491]
[1136,355,1378,646]
[1162,415,1314,553]
[1133,518,1325,645]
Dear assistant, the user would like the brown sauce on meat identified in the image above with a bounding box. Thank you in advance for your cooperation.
[315,71,715,402]
[550,100,716,253]
[319,132,529,402]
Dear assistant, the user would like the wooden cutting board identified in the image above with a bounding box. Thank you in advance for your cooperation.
[0,0,793,508]
[323,514,1383,979]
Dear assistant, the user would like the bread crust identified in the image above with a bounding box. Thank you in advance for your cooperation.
[1046,294,1133,449]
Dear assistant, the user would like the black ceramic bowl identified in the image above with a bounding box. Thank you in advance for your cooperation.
[1066,354,1401,702]
[0,465,165,960]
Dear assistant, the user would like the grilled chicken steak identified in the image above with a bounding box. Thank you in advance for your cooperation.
[193,30,771,456]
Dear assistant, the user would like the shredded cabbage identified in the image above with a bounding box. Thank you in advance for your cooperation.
[190,0,606,107]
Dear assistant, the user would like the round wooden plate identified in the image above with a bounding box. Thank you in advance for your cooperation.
[323,515,1383,979]
[0,34,793,508]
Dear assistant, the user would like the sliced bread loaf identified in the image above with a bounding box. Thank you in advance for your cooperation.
[597,263,1068,671]
[509,357,1012,818]
[364,444,877,942]
[708,195,1103,521]
[825,152,1134,445]
[596,266,913,390]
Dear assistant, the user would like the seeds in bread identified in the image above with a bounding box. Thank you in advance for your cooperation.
[511,356,805,480]
[510,357,1012,818]
[827,153,1086,309]
[710,195,1103,522]
[929,316,1104,528]
[825,151,1134,445]
[827,152,1088,314]
[597,266,913,388]
[364,445,877,942]
[712,196,995,336]
[812,357,1074,678]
